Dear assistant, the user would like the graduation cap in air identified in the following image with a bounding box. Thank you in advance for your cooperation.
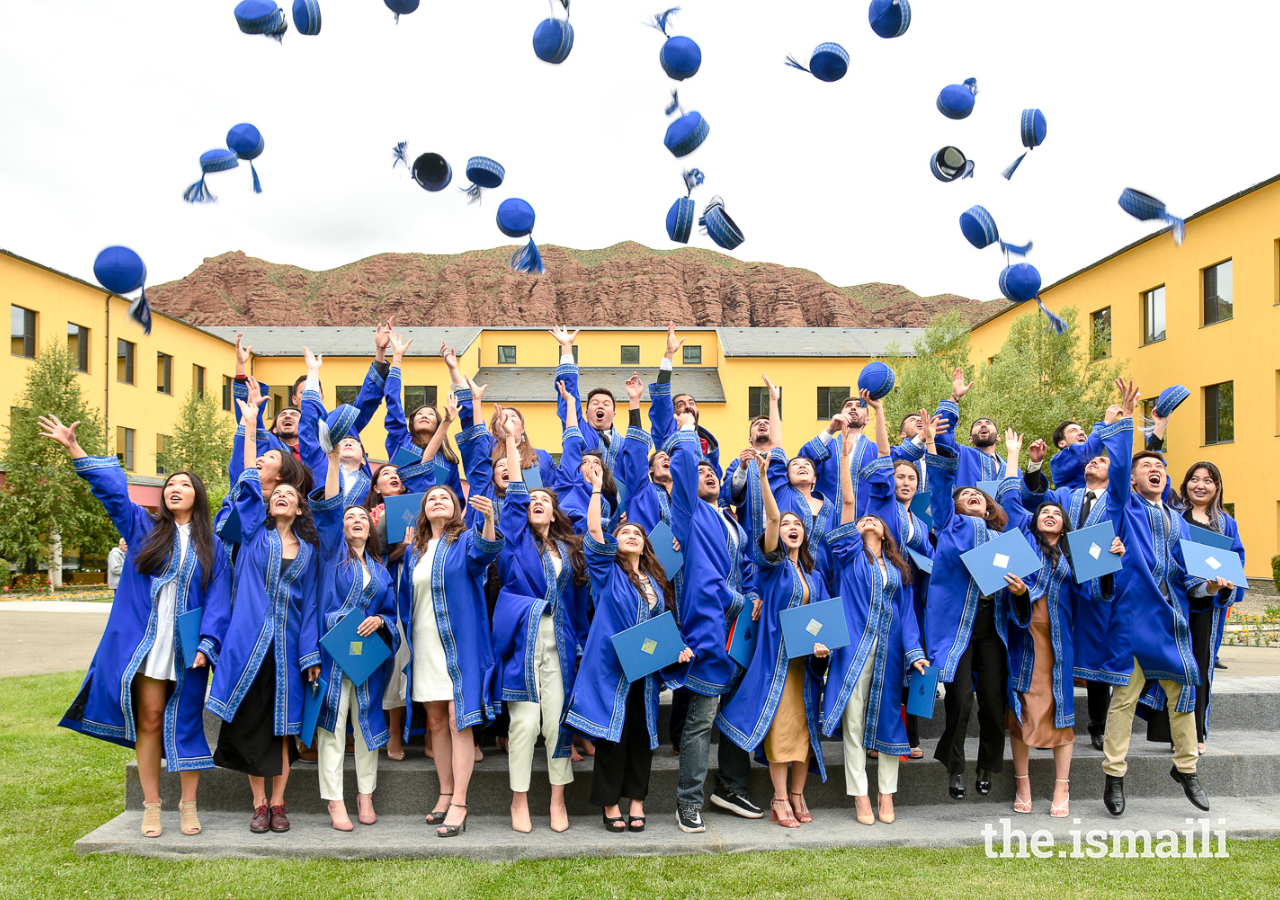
[93,247,152,335]
[699,196,744,250]
[650,8,701,80]
[868,0,910,38]
[460,157,505,204]
[858,362,895,404]
[182,149,239,204]
[1118,188,1185,246]
[665,168,705,244]
[999,262,1067,335]
[664,91,709,157]
[785,43,849,83]
[226,124,265,194]
[1154,385,1190,418]
[1002,109,1047,179]
[497,198,544,274]
[937,78,978,119]
[410,152,453,192]
[958,206,1032,255]
[318,405,362,454]
[384,0,419,23]
[234,1,288,42]
[930,146,974,182]
[533,0,574,64]
[292,0,321,34]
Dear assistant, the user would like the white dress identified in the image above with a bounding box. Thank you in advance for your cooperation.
[141,522,191,681]
[410,539,454,703]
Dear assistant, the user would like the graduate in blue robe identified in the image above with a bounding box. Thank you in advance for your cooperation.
[551,379,617,533]
[551,327,625,471]
[296,346,389,508]
[1048,417,1108,492]
[44,413,232,838]
[647,371,722,478]
[383,334,463,496]
[615,419,671,533]
[934,373,1020,486]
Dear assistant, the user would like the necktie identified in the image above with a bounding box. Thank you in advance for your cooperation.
[1079,490,1095,527]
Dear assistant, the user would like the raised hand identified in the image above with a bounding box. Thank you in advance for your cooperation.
[950,366,973,402]
[492,405,509,439]
[756,450,769,475]
[469,495,495,520]
[390,330,413,361]
[738,447,758,467]
[548,325,579,353]
[439,341,459,375]
[1116,377,1140,418]
[840,425,856,459]
[555,378,573,404]
[675,410,696,430]
[585,464,603,493]
[245,377,267,411]
[625,373,643,402]
[235,333,252,368]
[37,414,81,452]
[443,392,459,424]
[859,387,881,411]
[304,346,322,375]
[826,412,850,435]
[761,373,780,402]
[1103,404,1123,425]
[374,319,393,354]
[664,322,686,359]
[932,414,951,437]
[465,375,487,406]
[1004,428,1024,458]
[1028,438,1048,465]
[235,398,257,423]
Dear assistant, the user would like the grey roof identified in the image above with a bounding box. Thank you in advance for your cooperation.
[201,326,482,357]
[715,327,924,357]
[473,367,726,403]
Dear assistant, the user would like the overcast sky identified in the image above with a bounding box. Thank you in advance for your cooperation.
[2,1,1277,305]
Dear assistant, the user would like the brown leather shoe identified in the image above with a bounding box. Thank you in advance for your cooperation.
[270,803,290,833]
[296,737,318,762]
[251,804,270,833]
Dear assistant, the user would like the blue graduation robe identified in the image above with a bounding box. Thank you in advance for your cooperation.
[861,455,933,656]
[384,365,463,496]
[935,398,1020,487]
[555,359,625,470]
[231,377,293,460]
[615,425,671,532]
[1048,420,1105,492]
[553,425,616,534]
[60,456,232,770]
[300,386,372,509]
[648,378,722,478]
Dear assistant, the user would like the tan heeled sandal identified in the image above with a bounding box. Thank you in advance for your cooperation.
[1013,774,1033,814]
[1049,778,1070,818]
[179,800,201,835]
[142,801,162,838]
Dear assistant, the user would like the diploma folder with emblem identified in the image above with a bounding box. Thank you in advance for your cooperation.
[726,602,758,669]
[176,607,204,669]
[960,528,1042,597]
[301,676,327,749]
[1187,524,1233,551]
[392,447,451,488]
[319,610,393,687]
[1063,521,1123,584]
[610,612,684,682]
[648,520,684,580]
[1180,539,1246,587]
[779,598,851,659]
[383,492,425,544]
[906,665,941,718]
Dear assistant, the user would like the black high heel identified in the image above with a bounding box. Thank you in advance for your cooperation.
[627,815,646,833]
[436,803,468,838]
[602,810,627,833]
[425,793,453,826]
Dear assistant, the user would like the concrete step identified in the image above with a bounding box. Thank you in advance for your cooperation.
[77,795,1280,861]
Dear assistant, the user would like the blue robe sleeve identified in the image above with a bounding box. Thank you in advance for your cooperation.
[310,487,346,560]
[891,436,925,465]
[1102,418,1136,530]
[72,455,152,546]
[824,519,866,565]
[924,448,959,531]
[383,365,412,460]
[797,434,833,466]
[647,379,674,449]
[465,525,505,577]
[298,560,322,672]
[196,547,234,665]
[455,383,475,430]
[456,423,495,530]
[935,399,961,452]
[353,362,387,435]
[299,387,328,485]
[668,429,701,552]
[499,480,533,559]
[1223,516,1246,608]
[232,377,270,431]
[555,360,604,456]
[616,425,663,529]
[232,468,267,545]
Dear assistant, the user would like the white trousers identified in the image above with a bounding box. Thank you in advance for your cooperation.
[317,676,378,801]
[508,615,574,792]
[842,639,899,796]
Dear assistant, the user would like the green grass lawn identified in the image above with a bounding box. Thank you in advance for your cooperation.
[2,671,1278,900]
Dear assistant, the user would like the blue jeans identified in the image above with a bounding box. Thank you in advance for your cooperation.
[676,691,751,807]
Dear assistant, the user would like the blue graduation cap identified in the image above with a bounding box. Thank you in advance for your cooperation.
[1118,188,1185,246]
[317,403,361,453]
[648,520,684,579]
[533,0,573,64]
[611,612,685,682]
[936,78,978,119]
[909,489,932,528]
[1064,521,1123,584]
[650,8,701,81]
[383,491,424,544]
[320,610,394,687]
[699,196,744,250]
[959,205,1033,255]
[905,665,939,718]
[665,168,704,244]
[1187,523,1232,551]
[868,0,911,38]
[301,676,326,748]
[93,246,151,334]
[292,0,321,35]
[726,603,757,669]
[234,1,288,42]
[385,0,419,23]
[780,597,851,658]
[858,361,895,402]
[1180,539,1246,587]
[177,607,204,669]
[497,198,544,274]
[663,91,710,157]
[411,152,453,192]
[1154,384,1190,418]
[1002,109,1047,180]
[976,479,1003,498]
[785,43,850,83]
[999,262,1067,336]
[226,123,266,194]
[930,146,974,182]
[460,157,505,204]
[959,528,1042,597]
[182,149,239,204]
[906,547,933,575]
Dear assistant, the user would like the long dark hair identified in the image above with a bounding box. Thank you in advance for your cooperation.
[274,451,313,496]
[530,487,588,587]
[766,512,817,574]
[1178,461,1226,520]
[134,471,218,590]
[408,404,460,465]
[265,483,319,547]
[582,450,618,497]
[859,515,913,587]
[341,505,384,567]
[490,407,538,471]
[363,464,406,514]
[952,486,1008,532]
[1029,502,1071,570]
[613,523,677,614]
[413,486,467,550]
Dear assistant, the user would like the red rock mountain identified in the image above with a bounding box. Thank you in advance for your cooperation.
[148,242,1005,328]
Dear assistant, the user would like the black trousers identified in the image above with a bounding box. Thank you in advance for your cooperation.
[1147,607,1215,744]
[590,681,654,807]
[901,686,920,748]
[934,598,1007,775]
[1086,681,1111,738]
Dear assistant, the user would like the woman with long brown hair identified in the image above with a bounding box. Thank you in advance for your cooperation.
[43,415,231,840]
[385,332,463,494]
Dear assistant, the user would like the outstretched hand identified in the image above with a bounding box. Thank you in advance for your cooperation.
[664,322,685,359]
[1028,439,1047,464]
[625,373,643,402]
[304,346,322,374]
[235,333,252,367]
[465,376,487,406]
[761,373,780,402]
[37,414,81,452]
[1004,428,1024,458]
[950,367,973,401]
[549,325,579,352]
[1116,377,1140,418]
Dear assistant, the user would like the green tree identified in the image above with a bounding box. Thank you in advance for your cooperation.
[157,390,234,501]
[881,311,973,429]
[0,345,117,585]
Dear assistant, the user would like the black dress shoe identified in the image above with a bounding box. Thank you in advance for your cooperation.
[1214,660,1227,670]
[948,773,966,800]
[1103,774,1125,816]
[1090,732,1105,752]
[975,768,992,795]
[1170,766,1210,811]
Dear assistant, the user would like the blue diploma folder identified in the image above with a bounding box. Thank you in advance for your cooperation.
[522,465,543,490]
[392,446,423,469]
[176,607,204,669]
[219,505,243,544]
[1187,524,1233,551]
[301,677,327,749]
[909,490,933,529]
[726,602,758,669]
[906,547,934,575]
[648,520,684,579]
[610,612,684,682]
[960,528,1042,597]
[1064,521,1123,584]
[779,598,851,659]
[319,610,393,687]
[383,492,424,544]
[976,480,1004,499]
[906,666,940,719]
[1180,539,1246,588]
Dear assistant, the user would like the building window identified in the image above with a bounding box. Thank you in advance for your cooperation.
[271,393,283,419]
[571,345,579,363]
[1142,286,1166,344]
[620,345,640,365]
[1203,259,1233,326]
[193,365,206,398]
[1204,381,1234,445]
[816,386,850,419]
[335,386,360,406]
[67,323,90,372]
[1222,502,1235,518]
[117,340,135,384]
[1090,308,1111,360]
[10,305,36,358]
[155,434,171,476]
[748,386,779,418]
[222,375,233,412]
[156,353,173,394]
[116,427,135,471]
[497,345,517,364]
[683,345,702,365]
[403,385,439,410]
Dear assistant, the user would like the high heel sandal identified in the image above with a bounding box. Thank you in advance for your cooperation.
[425,793,453,825]
[788,792,813,824]
[1049,778,1070,818]
[854,797,875,826]
[1013,774,1033,814]
[141,801,162,838]
[770,797,799,828]
[436,803,468,838]
[602,809,627,833]
[627,814,646,833]
[179,800,201,835]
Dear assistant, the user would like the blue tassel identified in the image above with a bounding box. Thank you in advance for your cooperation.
[697,195,724,228]
[1169,216,1186,246]
[392,142,409,169]
[250,160,262,194]
[510,238,545,275]
[963,77,978,95]
[650,7,680,36]
[784,54,810,73]
[393,12,400,24]
[129,289,153,335]
[462,183,484,204]
[682,168,704,194]
[961,160,975,179]
[182,175,215,204]
[665,91,681,116]
[1000,240,1033,257]
[1036,298,1069,335]
[1001,151,1028,180]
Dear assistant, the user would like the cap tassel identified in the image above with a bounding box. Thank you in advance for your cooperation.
[1035,298,1069,335]
[1001,151,1028,180]
[963,77,978,96]
[649,7,680,36]
[682,168,705,195]
[1168,216,1186,246]
[392,142,409,170]
[249,160,262,194]
[128,288,153,335]
[551,0,570,16]
[784,54,811,74]
[462,183,485,204]
[697,195,725,230]
[665,90,682,116]
[182,174,215,204]
[510,238,545,275]
[999,240,1033,258]
[961,160,975,179]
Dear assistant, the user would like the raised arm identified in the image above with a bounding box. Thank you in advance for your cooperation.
[549,326,585,433]
[298,347,326,476]
[383,330,415,457]
[585,463,605,543]
[763,373,782,449]
[1104,378,1140,513]
[1003,428,1023,479]
[865,388,890,457]
[839,425,858,525]
[758,453,781,554]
